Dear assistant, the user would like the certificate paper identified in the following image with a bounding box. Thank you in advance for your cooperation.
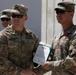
[33,44,51,65]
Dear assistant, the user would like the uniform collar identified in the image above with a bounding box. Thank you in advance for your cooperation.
[6,25,26,35]
[63,25,76,36]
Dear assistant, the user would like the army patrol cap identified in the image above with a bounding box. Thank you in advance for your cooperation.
[0,15,10,19]
[55,1,75,12]
[0,9,11,19]
[11,4,28,15]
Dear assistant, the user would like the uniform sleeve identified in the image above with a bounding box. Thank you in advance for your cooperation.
[32,33,39,52]
[0,34,21,75]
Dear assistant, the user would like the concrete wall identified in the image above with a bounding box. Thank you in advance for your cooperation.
[0,0,41,40]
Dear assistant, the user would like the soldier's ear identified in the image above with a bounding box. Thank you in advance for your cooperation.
[70,12,74,16]
[25,16,28,20]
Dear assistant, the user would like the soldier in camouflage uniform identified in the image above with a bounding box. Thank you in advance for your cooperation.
[0,9,11,27]
[34,1,76,75]
[0,4,38,75]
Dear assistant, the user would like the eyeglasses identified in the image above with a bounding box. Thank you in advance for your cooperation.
[11,14,23,18]
[1,18,10,21]
[55,9,66,14]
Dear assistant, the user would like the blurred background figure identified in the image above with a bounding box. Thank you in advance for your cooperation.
[0,9,11,28]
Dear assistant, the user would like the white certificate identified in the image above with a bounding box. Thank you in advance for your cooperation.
[33,44,51,65]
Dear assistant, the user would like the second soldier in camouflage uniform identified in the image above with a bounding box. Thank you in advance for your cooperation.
[34,1,76,75]
[0,4,38,75]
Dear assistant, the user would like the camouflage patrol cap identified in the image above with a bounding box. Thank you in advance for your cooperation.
[0,15,10,19]
[11,4,28,15]
[55,1,75,12]
[0,9,11,19]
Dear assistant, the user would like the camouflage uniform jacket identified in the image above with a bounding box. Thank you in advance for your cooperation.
[0,26,38,75]
[49,25,76,75]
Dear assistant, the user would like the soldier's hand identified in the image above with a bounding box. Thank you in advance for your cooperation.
[20,69,36,75]
[42,61,51,71]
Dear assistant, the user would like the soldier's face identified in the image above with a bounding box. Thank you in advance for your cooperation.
[1,18,11,27]
[55,9,73,24]
[11,13,27,27]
